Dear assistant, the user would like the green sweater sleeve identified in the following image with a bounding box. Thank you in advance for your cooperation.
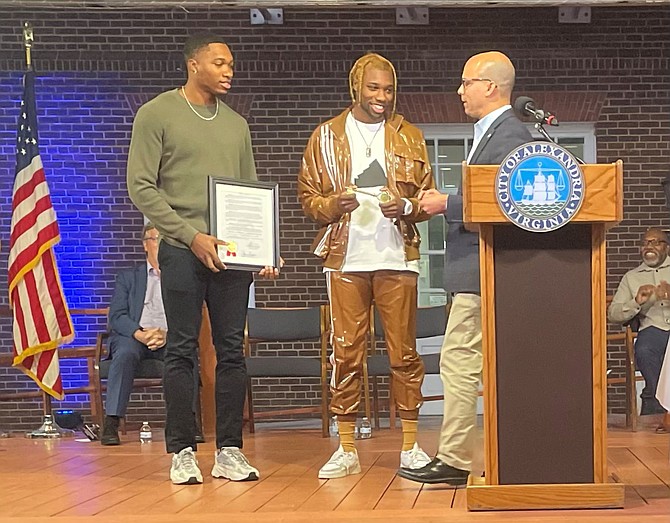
[127,103,200,247]
[240,126,257,182]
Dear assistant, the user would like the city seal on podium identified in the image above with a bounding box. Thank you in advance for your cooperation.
[495,141,584,233]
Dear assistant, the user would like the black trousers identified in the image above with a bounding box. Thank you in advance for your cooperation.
[159,242,252,453]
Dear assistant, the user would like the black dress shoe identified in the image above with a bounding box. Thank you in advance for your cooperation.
[397,457,469,486]
[100,416,120,446]
[640,398,667,416]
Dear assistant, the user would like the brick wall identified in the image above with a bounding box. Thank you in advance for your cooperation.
[0,6,668,430]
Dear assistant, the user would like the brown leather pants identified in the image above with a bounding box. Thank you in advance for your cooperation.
[327,270,425,421]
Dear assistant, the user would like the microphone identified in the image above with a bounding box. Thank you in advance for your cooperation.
[513,96,559,126]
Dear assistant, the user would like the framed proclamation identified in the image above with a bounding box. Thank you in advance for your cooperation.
[208,177,280,271]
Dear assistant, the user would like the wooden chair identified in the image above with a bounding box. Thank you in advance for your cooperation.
[0,307,107,424]
[367,304,449,429]
[605,296,640,431]
[244,304,330,437]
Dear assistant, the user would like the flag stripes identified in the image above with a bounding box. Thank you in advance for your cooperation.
[9,70,74,400]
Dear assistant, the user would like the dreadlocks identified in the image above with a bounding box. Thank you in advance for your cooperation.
[348,53,397,117]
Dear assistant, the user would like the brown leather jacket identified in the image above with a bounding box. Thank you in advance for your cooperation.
[298,107,435,270]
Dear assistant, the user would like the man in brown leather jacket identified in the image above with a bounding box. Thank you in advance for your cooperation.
[298,53,435,479]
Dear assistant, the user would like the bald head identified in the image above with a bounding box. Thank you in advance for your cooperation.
[458,51,517,120]
[465,51,515,99]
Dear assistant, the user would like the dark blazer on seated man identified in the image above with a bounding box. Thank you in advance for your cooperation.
[102,223,168,445]
[106,263,166,413]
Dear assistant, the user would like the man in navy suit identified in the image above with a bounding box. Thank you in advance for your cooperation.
[399,51,532,485]
[101,223,169,445]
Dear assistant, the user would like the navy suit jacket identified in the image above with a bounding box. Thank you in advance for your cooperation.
[108,264,148,344]
[443,109,533,294]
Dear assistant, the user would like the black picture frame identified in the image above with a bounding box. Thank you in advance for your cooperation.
[208,176,280,271]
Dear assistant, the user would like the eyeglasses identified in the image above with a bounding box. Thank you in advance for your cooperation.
[460,78,493,89]
[641,239,667,247]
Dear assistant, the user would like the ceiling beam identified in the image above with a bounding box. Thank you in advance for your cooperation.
[1,0,669,10]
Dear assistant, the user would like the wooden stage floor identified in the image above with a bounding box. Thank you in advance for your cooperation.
[0,416,668,523]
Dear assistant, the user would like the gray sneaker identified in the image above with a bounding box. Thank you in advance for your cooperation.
[211,447,259,481]
[170,447,203,485]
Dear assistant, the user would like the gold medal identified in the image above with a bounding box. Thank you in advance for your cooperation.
[348,186,393,203]
[377,189,392,203]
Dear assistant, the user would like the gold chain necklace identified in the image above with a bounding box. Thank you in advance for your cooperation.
[353,118,384,158]
[181,86,219,121]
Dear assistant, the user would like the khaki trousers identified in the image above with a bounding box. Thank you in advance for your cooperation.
[327,270,425,419]
[437,293,482,471]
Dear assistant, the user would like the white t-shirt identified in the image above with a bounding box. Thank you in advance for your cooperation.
[331,113,418,274]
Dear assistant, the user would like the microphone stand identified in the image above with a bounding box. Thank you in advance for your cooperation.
[534,121,585,165]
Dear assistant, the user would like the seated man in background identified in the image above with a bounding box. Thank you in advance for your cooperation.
[102,223,201,445]
[608,227,670,426]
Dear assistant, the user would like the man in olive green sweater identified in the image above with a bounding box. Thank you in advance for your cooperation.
[127,32,279,486]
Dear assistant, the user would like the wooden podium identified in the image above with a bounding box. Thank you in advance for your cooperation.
[463,161,626,510]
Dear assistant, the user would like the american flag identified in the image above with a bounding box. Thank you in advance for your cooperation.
[8,70,74,400]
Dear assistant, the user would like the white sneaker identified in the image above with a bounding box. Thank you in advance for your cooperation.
[318,445,361,479]
[170,447,203,485]
[400,443,432,470]
[211,447,259,481]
